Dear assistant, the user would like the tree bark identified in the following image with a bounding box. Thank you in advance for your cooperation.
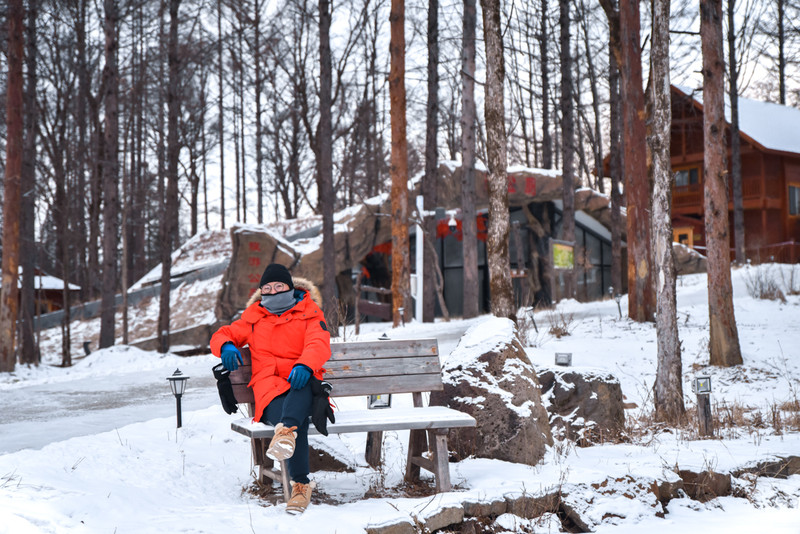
[609,48,623,295]
[390,0,411,327]
[619,0,655,322]
[727,0,745,264]
[158,0,182,353]
[0,0,24,373]
[20,0,39,366]
[540,0,552,169]
[255,0,264,224]
[559,0,576,300]
[461,0,479,319]
[650,0,685,423]
[701,0,743,367]
[481,0,515,321]
[218,0,226,229]
[99,0,120,349]
[422,0,439,322]
[319,0,338,332]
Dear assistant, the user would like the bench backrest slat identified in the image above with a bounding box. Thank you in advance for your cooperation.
[228,338,441,404]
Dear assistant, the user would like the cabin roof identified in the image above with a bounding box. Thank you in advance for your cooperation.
[673,85,800,157]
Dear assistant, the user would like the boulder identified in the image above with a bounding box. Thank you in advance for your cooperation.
[537,368,625,444]
[430,317,553,465]
[677,470,732,502]
[673,242,707,275]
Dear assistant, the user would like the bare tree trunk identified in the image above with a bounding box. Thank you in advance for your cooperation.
[76,0,90,301]
[727,0,745,264]
[390,0,411,327]
[422,0,439,322]
[319,0,338,332]
[99,0,120,349]
[579,0,604,194]
[20,0,39,366]
[609,48,623,295]
[255,0,264,224]
[0,0,24,373]
[701,0,743,367]
[559,0,576,300]
[650,0,684,423]
[619,0,655,322]
[777,0,785,105]
[540,0,553,169]
[461,0,480,319]
[218,0,226,229]
[158,0,182,353]
[481,0,515,321]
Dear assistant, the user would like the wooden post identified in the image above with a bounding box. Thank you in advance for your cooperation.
[697,393,713,437]
[365,431,383,468]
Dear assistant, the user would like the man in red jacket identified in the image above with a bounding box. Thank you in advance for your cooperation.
[210,263,331,514]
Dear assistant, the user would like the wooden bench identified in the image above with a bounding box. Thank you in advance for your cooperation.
[228,338,476,502]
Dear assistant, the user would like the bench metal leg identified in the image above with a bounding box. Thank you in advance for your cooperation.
[428,429,451,492]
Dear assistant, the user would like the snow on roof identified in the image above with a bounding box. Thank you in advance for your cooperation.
[674,85,800,155]
[11,268,81,291]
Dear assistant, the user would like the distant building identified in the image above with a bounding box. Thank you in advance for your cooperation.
[670,85,800,263]
[5,268,82,313]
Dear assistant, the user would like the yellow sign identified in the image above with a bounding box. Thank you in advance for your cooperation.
[552,241,575,270]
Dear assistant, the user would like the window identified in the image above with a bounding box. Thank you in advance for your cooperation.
[674,167,699,187]
[790,185,800,216]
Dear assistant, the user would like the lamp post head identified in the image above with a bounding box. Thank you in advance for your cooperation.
[167,368,190,397]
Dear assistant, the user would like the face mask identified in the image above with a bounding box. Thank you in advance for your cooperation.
[261,290,296,315]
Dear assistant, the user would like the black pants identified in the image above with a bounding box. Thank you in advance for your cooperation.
[261,384,312,484]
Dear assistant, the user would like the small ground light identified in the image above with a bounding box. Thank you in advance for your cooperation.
[167,368,190,428]
[555,352,572,366]
[368,394,392,409]
[694,375,712,394]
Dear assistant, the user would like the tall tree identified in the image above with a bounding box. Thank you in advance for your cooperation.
[559,0,576,300]
[218,0,226,229]
[602,0,624,296]
[0,0,24,373]
[619,0,655,322]
[99,0,120,349]
[727,0,745,264]
[390,0,411,327]
[20,0,39,366]
[319,0,338,331]
[422,0,440,322]
[461,0,479,319]
[158,0,182,353]
[701,0,743,367]
[540,0,553,169]
[481,0,515,320]
[650,0,684,423]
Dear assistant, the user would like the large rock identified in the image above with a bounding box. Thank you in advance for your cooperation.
[674,242,707,275]
[430,317,553,465]
[537,368,625,444]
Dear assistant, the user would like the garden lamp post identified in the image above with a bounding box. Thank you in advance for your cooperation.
[693,375,713,437]
[167,368,190,428]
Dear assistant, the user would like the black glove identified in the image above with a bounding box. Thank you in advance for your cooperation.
[309,377,335,436]
[212,363,239,415]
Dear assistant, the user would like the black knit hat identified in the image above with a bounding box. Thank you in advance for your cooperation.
[259,263,294,290]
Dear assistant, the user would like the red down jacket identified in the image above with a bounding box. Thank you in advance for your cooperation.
[210,277,331,423]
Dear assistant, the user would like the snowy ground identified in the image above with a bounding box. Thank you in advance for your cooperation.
[1,264,799,533]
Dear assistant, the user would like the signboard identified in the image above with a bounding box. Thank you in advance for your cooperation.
[551,239,575,271]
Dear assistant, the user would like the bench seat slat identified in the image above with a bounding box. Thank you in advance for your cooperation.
[231,406,476,439]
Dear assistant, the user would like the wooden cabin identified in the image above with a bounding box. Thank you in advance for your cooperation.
[670,85,800,263]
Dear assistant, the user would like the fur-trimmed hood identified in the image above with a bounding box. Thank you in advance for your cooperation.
[245,276,322,308]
